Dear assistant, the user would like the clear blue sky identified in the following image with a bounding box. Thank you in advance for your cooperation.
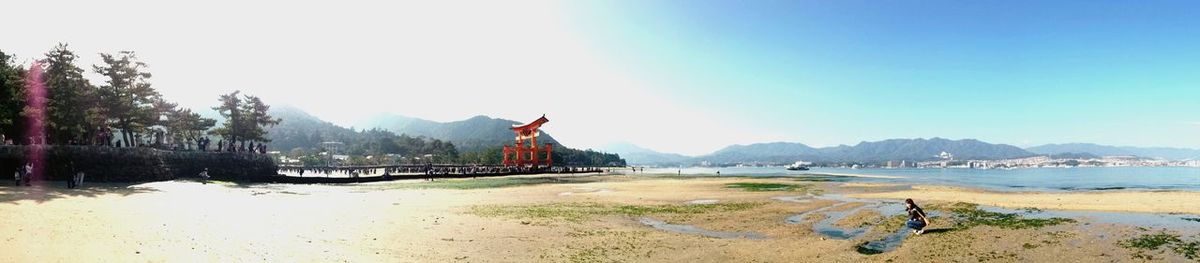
[564,0,1200,152]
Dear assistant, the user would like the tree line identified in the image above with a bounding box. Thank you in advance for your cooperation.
[0,44,278,150]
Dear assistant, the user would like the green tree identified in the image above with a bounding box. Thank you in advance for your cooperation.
[0,50,25,141]
[41,44,100,144]
[165,107,216,150]
[153,98,214,149]
[211,90,243,146]
[239,95,280,144]
[211,91,280,149]
[93,51,160,147]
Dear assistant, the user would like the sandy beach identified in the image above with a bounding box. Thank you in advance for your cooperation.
[3,174,1199,262]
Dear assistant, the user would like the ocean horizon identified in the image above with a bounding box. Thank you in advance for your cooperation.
[630,166,1200,192]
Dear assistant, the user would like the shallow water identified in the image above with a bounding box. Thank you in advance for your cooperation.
[639,217,767,240]
[557,187,613,196]
[684,199,719,205]
[771,195,812,203]
[856,228,912,255]
[630,166,1200,191]
[785,196,907,240]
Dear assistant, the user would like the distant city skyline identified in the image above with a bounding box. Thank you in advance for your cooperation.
[4,0,1198,155]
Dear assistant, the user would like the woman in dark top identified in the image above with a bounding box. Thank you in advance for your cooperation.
[905,198,930,235]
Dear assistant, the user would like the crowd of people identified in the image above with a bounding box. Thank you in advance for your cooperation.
[278,165,607,178]
[212,139,269,154]
[10,161,87,188]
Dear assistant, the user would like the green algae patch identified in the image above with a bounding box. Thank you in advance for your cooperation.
[725,182,809,192]
[937,202,1075,230]
[1119,231,1199,261]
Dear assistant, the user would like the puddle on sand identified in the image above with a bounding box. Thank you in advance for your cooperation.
[785,195,906,240]
[640,217,767,240]
[558,187,613,196]
[685,199,720,205]
[786,202,900,240]
[783,195,924,254]
[771,195,813,203]
[856,228,912,254]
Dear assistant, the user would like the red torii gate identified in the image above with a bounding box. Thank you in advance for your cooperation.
[502,115,553,167]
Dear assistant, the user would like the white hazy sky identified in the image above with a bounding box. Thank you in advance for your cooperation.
[2,0,785,156]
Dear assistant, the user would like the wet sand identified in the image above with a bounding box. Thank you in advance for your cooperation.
[849,185,1200,214]
[2,175,1197,262]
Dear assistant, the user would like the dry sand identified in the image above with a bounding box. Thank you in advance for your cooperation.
[2,175,1197,262]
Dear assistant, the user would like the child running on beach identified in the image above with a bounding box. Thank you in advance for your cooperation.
[905,198,930,235]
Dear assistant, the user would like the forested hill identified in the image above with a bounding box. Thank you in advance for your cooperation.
[356,113,561,153]
[265,106,458,158]
[265,106,624,166]
[264,106,358,152]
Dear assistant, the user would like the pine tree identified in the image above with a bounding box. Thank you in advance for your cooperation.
[93,51,160,147]
[42,44,99,144]
[211,91,280,149]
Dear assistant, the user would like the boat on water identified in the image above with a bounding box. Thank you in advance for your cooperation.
[785,161,810,171]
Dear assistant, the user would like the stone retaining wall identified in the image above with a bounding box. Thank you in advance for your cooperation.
[0,146,278,182]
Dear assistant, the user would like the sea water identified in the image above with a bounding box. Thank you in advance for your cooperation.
[630,166,1200,191]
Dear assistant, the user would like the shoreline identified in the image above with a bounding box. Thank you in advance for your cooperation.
[846,183,1200,215]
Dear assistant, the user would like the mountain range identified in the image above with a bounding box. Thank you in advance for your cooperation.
[254,106,1199,166]
[609,139,1200,165]
[694,138,1034,164]
[1026,143,1200,161]
[599,142,692,165]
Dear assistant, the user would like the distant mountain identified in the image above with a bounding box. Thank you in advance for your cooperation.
[265,106,372,151]
[358,113,560,153]
[1027,143,1200,160]
[599,142,692,165]
[701,142,824,164]
[834,138,1034,162]
[695,138,1036,164]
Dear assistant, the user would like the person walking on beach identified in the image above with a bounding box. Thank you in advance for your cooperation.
[74,170,85,188]
[66,162,77,189]
[904,198,930,235]
[22,162,33,186]
[199,168,211,185]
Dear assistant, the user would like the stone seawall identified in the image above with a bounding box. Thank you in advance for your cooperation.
[0,146,278,182]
